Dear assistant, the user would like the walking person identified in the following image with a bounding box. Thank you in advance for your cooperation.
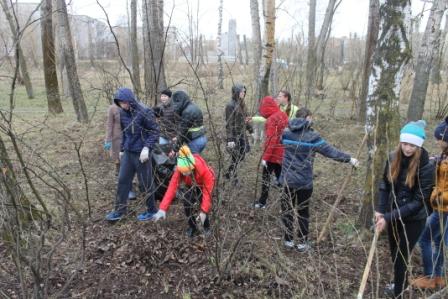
[254,96,288,209]
[153,145,215,237]
[411,118,448,290]
[375,120,434,298]
[171,91,207,154]
[105,87,160,222]
[280,108,359,251]
[225,84,254,184]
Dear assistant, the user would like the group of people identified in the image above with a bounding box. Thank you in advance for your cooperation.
[102,84,448,298]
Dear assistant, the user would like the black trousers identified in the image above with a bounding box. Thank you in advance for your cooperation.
[225,138,249,180]
[258,162,282,205]
[387,219,425,298]
[281,187,313,242]
[183,186,210,231]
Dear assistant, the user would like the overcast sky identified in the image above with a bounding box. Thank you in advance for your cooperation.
[20,0,432,40]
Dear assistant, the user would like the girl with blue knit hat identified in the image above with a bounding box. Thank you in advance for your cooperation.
[374,120,435,298]
[412,117,448,290]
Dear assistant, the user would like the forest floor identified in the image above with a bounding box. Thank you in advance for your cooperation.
[0,66,445,298]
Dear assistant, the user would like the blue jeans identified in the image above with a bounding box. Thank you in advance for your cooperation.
[115,151,157,214]
[419,211,448,277]
[188,135,207,154]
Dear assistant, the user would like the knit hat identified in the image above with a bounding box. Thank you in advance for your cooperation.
[400,120,426,147]
[434,117,448,142]
[177,145,195,174]
[161,89,172,98]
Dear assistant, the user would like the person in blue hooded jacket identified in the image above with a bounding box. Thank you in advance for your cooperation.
[105,87,160,222]
[280,108,359,252]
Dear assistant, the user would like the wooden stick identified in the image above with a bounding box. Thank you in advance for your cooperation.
[357,230,380,299]
[317,132,368,244]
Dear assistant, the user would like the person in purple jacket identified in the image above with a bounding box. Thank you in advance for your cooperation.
[105,88,160,222]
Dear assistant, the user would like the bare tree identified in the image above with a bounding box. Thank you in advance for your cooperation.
[56,0,88,123]
[358,0,380,123]
[40,0,63,114]
[305,0,316,105]
[250,0,262,93]
[130,0,142,96]
[217,0,224,89]
[142,0,167,104]
[358,0,412,228]
[315,0,342,90]
[243,34,249,65]
[431,14,448,85]
[257,0,276,100]
[0,0,34,99]
[407,0,447,121]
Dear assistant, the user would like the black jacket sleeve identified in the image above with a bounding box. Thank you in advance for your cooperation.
[377,160,391,215]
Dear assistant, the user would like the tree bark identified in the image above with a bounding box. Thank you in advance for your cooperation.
[250,0,262,98]
[130,0,142,97]
[358,0,380,123]
[430,15,448,85]
[56,0,88,123]
[305,0,316,105]
[257,0,276,101]
[217,0,224,89]
[1,0,34,99]
[407,0,447,121]
[40,0,63,114]
[358,0,412,229]
[142,0,154,102]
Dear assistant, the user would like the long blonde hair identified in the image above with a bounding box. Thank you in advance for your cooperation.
[388,144,421,188]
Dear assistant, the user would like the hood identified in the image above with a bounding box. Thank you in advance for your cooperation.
[288,117,311,132]
[114,87,138,109]
[172,91,191,114]
[259,96,279,118]
[231,84,246,101]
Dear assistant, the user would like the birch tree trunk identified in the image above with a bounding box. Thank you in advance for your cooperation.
[305,0,316,105]
[130,0,142,97]
[217,0,224,89]
[243,35,249,65]
[257,0,276,101]
[358,0,380,123]
[56,0,88,123]
[40,0,63,114]
[1,0,34,99]
[431,15,448,85]
[250,0,262,97]
[407,0,447,121]
[358,0,412,228]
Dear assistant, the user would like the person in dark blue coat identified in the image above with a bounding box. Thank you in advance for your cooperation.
[280,108,358,251]
[105,87,160,222]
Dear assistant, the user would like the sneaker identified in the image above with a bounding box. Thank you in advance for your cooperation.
[128,191,137,200]
[296,242,312,252]
[254,202,266,209]
[384,283,395,298]
[105,211,123,221]
[284,240,295,249]
[136,211,156,221]
[186,227,199,238]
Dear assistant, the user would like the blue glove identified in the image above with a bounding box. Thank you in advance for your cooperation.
[104,141,112,151]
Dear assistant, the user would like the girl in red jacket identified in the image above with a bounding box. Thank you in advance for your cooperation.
[153,146,215,237]
[254,96,288,208]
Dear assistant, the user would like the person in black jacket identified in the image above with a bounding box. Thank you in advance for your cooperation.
[375,120,434,298]
[224,84,254,183]
[171,91,207,153]
[155,89,177,145]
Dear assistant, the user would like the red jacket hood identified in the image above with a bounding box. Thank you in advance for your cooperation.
[259,96,280,118]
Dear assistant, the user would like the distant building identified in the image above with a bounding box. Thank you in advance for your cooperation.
[221,19,238,58]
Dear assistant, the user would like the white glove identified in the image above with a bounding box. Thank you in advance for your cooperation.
[350,157,359,168]
[119,152,124,160]
[227,141,235,149]
[153,210,166,221]
[139,147,150,163]
[197,211,207,225]
[261,160,267,168]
